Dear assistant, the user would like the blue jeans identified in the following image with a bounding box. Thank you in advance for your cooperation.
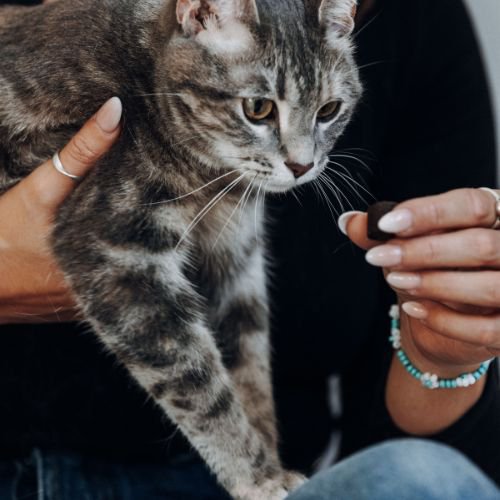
[1,439,498,499]
[289,439,500,500]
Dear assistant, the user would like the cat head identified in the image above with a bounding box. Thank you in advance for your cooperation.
[158,0,361,193]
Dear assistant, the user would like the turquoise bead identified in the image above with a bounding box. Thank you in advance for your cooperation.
[388,306,491,391]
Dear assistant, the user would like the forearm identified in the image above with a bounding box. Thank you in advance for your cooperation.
[385,355,486,436]
[385,311,488,435]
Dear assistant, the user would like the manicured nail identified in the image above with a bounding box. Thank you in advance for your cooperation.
[402,301,428,320]
[337,211,364,236]
[386,272,421,290]
[378,209,413,234]
[365,245,402,267]
[95,97,122,133]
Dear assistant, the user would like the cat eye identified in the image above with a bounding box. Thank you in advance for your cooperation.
[317,101,342,123]
[243,98,275,122]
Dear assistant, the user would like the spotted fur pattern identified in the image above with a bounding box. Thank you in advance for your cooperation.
[0,1,361,498]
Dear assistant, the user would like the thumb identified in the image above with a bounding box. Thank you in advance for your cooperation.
[21,96,122,210]
[338,211,379,250]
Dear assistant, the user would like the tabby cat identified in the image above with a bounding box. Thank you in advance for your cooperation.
[0,0,361,498]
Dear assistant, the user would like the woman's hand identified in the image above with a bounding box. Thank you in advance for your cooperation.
[0,97,122,324]
[340,188,500,434]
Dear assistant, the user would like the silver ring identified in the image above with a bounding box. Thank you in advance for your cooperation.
[52,152,82,182]
[479,187,500,229]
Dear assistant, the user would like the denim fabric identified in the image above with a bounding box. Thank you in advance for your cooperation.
[1,439,498,499]
[0,451,230,500]
[289,439,500,500]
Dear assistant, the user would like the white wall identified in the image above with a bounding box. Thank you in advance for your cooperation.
[464,0,500,181]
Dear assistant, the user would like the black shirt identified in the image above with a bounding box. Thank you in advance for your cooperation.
[1,0,499,486]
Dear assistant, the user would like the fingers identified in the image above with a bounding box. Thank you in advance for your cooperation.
[337,211,379,250]
[20,96,122,210]
[366,228,500,270]
[402,300,500,350]
[387,270,500,308]
[376,188,500,238]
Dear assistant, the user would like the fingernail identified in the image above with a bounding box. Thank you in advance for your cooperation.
[365,245,402,267]
[386,272,421,290]
[378,209,413,234]
[95,97,122,133]
[402,301,428,319]
[338,211,364,236]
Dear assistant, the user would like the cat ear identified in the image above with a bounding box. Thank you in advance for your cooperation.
[176,0,259,37]
[318,0,357,39]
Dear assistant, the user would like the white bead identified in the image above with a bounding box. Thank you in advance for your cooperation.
[390,305,400,319]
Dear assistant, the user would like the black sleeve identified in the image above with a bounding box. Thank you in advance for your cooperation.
[340,0,500,486]
[379,0,497,198]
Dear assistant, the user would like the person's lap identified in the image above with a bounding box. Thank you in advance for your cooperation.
[289,439,500,500]
[0,451,230,500]
[1,439,498,499]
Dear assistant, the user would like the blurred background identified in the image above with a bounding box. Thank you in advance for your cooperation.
[464,0,500,179]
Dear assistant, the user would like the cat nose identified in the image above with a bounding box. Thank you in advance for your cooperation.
[284,161,314,179]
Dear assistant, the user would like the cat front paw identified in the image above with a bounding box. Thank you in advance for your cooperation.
[282,470,308,493]
[232,481,287,500]
[232,472,308,500]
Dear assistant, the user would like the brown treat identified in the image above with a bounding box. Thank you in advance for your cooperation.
[367,201,398,241]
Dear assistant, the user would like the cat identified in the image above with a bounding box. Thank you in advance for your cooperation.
[0,0,361,498]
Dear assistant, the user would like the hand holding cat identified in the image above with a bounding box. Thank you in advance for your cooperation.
[0,97,122,324]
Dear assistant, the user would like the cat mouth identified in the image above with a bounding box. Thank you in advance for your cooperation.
[257,168,322,193]
[239,159,323,193]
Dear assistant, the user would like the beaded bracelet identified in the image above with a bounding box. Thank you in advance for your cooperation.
[389,305,493,390]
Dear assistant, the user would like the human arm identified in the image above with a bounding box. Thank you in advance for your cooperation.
[334,0,500,485]
[343,188,500,434]
[0,96,121,324]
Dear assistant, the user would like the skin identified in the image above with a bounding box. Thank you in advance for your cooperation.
[0,97,121,324]
[345,188,500,434]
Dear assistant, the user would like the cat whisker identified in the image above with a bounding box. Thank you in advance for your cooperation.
[356,59,393,71]
[238,174,256,225]
[176,172,247,249]
[317,174,344,220]
[326,163,374,206]
[219,157,273,175]
[288,187,302,207]
[336,147,377,160]
[211,173,255,251]
[314,178,336,221]
[145,169,240,206]
[353,10,383,39]
[327,161,374,199]
[319,172,354,213]
[329,153,373,173]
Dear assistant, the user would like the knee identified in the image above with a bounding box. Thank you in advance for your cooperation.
[288,439,500,500]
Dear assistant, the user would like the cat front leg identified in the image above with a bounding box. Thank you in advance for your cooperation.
[223,320,308,498]
[218,246,308,496]
[58,245,296,500]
